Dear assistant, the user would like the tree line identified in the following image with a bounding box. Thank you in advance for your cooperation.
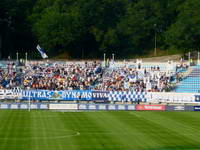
[0,0,200,59]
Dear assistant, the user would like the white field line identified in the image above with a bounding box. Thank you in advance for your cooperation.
[0,127,80,141]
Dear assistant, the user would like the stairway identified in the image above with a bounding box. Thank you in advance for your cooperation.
[175,65,200,93]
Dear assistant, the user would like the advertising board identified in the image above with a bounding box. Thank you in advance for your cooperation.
[117,105,126,110]
[98,104,107,110]
[49,104,78,110]
[166,105,184,111]
[108,105,116,110]
[136,105,166,111]
[0,103,49,110]
[78,104,88,110]
[194,106,200,111]
[10,104,19,109]
[30,104,38,109]
[127,105,136,110]
[0,104,9,109]
[174,105,185,110]
[39,104,48,109]
[20,104,28,109]
[185,106,194,111]
[88,104,96,110]
[0,90,4,99]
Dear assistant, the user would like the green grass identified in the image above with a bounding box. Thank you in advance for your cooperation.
[0,110,200,150]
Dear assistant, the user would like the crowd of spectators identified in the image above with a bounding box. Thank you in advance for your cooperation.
[0,60,188,92]
[94,65,175,92]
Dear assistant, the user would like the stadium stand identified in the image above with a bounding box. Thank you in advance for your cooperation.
[175,64,200,93]
[0,60,188,93]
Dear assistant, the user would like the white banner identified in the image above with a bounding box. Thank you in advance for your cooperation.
[148,92,195,103]
[49,104,78,110]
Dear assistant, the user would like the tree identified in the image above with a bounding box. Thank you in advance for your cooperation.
[165,0,200,52]
[79,0,129,56]
[117,0,163,55]
[0,0,196,59]
[0,0,36,58]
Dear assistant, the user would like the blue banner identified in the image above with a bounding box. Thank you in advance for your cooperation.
[20,90,109,101]
[194,106,200,111]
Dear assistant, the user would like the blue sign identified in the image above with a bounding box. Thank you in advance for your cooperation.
[194,106,200,111]
[20,90,109,101]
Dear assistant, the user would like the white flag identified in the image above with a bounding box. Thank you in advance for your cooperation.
[36,45,48,59]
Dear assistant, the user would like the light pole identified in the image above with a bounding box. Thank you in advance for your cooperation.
[198,51,200,64]
[124,59,126,67]
[104,53,106,67]
[188,52,191,66]
[16,52,18,62]
[112,53,115,61]
[154,24,157,56]
[25,52,27,65]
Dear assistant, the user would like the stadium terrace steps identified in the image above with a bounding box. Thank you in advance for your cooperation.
[175,65,200,93]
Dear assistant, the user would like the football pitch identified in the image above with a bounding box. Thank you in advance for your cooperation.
[0,110,200,150]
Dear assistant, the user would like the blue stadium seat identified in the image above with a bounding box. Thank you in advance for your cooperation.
[175,65,200,93]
